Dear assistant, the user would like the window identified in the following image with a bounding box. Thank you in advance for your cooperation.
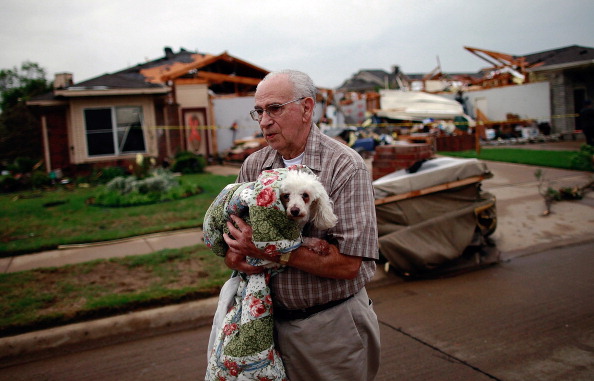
[84,106,146,157]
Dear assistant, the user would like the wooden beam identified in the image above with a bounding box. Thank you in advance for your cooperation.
[374,176,486,206]
[195,71,262,86]
[174,78,209,85]
[160,54,215,81]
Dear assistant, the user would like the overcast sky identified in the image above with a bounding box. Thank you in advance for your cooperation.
[1,0,593,89]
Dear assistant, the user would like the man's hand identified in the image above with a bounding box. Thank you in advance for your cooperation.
[222,215,266,275]
[223,249,264,275]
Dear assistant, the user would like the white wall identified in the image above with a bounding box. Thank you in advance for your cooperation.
[445,82,551,123]
[212,96,260,153]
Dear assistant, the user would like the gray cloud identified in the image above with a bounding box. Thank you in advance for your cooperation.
[1,0,593,88]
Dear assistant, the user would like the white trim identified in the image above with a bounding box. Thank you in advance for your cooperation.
[55,87,170,97]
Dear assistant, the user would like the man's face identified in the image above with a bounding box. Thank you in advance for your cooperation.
[254,75,312,159]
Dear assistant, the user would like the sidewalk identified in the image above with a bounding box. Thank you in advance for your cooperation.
[2,142,594,361]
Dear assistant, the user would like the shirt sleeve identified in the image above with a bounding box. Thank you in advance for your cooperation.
[328,166,379,260]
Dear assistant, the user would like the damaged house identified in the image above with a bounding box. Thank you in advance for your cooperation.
[334,45,594,137]
[27,47,268,175]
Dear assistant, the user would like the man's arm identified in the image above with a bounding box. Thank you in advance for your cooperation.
[223,215,362,279]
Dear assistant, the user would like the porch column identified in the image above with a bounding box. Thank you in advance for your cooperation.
[41,115,52,173]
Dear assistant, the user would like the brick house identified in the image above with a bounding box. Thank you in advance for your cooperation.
[27,47,268,175]
[525,45,594,133]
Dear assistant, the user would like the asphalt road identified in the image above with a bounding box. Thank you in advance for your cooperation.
[2,240,593,381]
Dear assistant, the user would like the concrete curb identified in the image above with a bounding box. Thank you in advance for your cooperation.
[0,297,218,361]
[56,228,202,249]
[501,235,594,261]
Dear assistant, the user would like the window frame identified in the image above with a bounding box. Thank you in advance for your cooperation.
[83,106,146,158]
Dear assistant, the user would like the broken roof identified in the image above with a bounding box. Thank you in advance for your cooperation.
[39,47,268,99]
[337,66,408,92]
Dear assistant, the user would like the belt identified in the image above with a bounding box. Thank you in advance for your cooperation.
[274,295,354,321]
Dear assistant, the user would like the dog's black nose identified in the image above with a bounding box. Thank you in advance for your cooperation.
[290,207,300,217]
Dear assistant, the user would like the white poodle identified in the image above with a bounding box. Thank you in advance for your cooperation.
[279,170,338,255]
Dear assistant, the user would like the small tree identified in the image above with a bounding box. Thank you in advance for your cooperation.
[0,62,52,163]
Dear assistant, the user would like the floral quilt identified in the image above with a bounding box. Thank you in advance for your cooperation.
[204,165,314,380]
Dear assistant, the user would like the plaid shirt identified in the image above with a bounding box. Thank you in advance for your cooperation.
[238,125,378,309]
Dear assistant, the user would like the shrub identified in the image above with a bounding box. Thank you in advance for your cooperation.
[105,169,178,195]
[30,170,50,188]
[90,169,201,207]
[97,166,127,184]
[570,144,594,172]
[0,174,19,193]
[172,151,206,174]
[11,157,37,174]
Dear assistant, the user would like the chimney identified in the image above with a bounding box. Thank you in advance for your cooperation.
[164,47,174,58]
[53,73,73,89]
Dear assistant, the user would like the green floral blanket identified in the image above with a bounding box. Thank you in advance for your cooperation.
[204,165,314,380]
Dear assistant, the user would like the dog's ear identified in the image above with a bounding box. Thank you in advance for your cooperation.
[310,182,338,230]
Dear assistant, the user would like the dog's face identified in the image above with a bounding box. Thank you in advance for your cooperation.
[279,171,338,230]
[280,185,313,227]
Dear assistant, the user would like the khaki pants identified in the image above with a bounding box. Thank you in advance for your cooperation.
[274,288,381,381]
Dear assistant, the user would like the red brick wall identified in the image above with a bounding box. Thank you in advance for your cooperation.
[45,108,70,171]
[434,134,475,152]
[372,143,434,180]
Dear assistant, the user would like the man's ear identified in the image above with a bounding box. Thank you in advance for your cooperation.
[302,96,315,123]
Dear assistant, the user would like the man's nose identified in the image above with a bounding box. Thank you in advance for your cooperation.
[259,112,274,127]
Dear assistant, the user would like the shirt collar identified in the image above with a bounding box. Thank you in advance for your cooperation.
[261,124,323,173]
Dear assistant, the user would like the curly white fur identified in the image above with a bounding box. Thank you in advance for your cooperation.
[278,171,338,257]
[279,170,338,230]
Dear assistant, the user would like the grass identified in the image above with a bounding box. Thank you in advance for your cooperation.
[0,173,237,256]
[438,147,583,170]
[0,245,232,337]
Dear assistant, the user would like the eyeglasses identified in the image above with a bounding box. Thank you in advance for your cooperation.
[250,97,306,121]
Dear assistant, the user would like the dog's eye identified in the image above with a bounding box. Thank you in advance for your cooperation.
[302,193,310,202]
[281,194,290,201]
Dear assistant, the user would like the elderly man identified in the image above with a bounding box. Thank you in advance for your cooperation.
[223,69,380,380]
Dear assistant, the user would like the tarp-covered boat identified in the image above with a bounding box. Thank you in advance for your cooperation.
[373,157,498,276]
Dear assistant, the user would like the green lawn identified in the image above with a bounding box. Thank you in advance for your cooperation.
[1,173,237,256]
[439,147,588,171]
[0,245,231,337]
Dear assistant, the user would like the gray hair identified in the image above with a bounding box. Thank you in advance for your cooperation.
[259,69,317,100]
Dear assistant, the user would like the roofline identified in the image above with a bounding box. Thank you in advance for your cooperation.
[527,59,594,72]
[54,87,171,97]
[26,99,69,107]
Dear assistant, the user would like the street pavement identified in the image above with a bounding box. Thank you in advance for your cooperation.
[1,140,593,379]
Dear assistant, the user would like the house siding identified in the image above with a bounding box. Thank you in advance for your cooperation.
[175,83,209,108]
